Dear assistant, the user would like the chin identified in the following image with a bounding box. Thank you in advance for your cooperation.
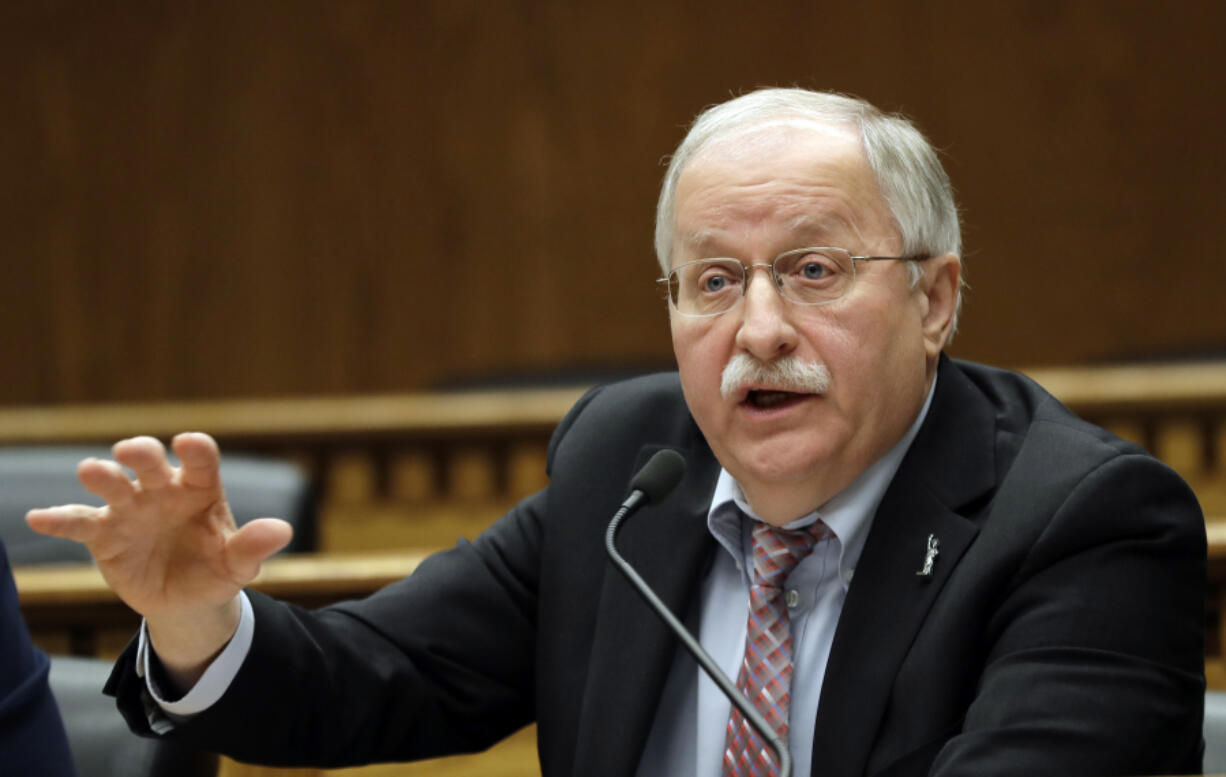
[730,439,836,489]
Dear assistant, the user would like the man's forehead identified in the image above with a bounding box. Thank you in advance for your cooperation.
[676,121,874,210]
[671,120,893,259]
[679,213,857,255]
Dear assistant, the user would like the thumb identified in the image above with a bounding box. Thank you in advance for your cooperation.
[225,518,294,584]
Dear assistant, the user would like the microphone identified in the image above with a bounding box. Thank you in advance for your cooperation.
[604,450,792,777]
[624,448,688,511]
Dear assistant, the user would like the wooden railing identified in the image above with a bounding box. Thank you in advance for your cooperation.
[6,361,1226,622]
[4,363,1225,547]
[14,551,430,658]
[1024,362,1226,517]
[0,386,589,552]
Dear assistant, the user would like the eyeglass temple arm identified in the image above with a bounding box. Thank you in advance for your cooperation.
[852,253,932,263]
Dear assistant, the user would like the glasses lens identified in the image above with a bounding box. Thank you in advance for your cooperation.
[669,259,744,316]
[772,248,854,305]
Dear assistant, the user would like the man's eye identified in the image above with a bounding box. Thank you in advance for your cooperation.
[800,261,829,279]
[702,275,729,292]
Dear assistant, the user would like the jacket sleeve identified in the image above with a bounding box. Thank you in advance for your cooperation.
[106,488,550,767]
[106,386,609,767]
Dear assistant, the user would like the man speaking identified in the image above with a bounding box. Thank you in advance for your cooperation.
[27,88,1206,776]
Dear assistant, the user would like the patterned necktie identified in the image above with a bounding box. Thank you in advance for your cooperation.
[723,518,832,777]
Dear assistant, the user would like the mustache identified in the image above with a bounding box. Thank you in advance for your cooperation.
[720,354,831,400]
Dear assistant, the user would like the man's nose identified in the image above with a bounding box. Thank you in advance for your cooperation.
[734,267,799,360]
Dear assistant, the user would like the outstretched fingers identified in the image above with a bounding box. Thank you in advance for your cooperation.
[114,436,175,490]
[77,457,138,506]
[25,504,106,545]
[172,432,222,490]
[26,454,135,544]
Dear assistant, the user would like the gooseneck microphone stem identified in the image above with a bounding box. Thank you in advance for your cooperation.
[605,451,792,777]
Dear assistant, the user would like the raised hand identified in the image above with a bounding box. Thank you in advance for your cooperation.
[25,432,292,680]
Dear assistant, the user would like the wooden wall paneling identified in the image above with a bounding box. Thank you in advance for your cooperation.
[508,440,550,501]
[446,444,499,503]
[1154,418,1207,479]
[1202,419,1226,516]
[4,2,1226,406]
[318,500,506,553]
[1102,417,1146,451]
[388,449,436,503]
[328,449,379,505]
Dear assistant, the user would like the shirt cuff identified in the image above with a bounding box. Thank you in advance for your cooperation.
[136,590,255,719]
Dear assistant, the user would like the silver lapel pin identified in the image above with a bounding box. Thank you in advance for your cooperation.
[916,534,940,577]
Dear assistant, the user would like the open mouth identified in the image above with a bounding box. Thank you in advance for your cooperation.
[744,389,806,409]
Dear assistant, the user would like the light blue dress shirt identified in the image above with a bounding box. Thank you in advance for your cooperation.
[636,378,935,777]
[143,378,936,775]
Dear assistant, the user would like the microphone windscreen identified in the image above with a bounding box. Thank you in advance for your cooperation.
[628,449,687,504]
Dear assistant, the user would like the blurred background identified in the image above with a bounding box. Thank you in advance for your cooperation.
[3,0,1224,407]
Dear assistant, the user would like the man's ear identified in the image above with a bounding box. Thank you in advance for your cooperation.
[918,253,961,358]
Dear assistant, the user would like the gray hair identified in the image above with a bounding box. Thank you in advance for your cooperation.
[655,88,964,331]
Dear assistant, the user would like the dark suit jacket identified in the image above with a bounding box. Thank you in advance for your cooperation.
[1,539,75,776]
[109,357,1207,776]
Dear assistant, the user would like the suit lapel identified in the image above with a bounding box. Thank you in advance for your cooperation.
[571,442,721,777]
[811,358,998,777]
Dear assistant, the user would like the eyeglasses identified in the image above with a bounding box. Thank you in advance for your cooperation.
[659,247,931,318]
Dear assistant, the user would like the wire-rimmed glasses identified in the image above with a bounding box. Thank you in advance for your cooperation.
[659,247,931,317]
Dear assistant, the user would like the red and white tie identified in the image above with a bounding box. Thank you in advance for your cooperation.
[722,519,831,777]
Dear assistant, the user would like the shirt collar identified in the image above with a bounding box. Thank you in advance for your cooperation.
[706,372,939,577]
